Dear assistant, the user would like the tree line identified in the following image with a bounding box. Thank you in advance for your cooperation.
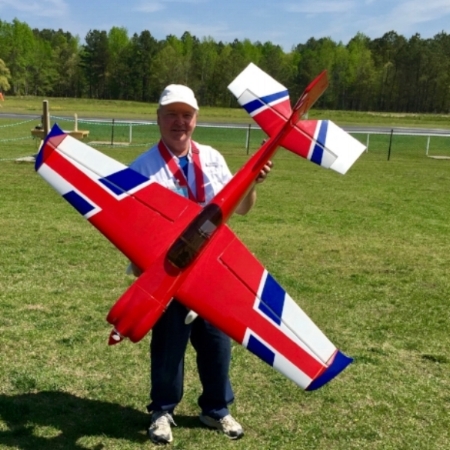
[1,18,450,113]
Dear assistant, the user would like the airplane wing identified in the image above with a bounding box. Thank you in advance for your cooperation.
[175,224,352,391]
[35,124,202,272]
[101,216,352,389]
[228,63,366,175]
[36,115,353,390]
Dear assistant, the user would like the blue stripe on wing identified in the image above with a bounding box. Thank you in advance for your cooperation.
[99,168,149,195]
[311,120,328,166]
[259,273,285,325]
[243,90,289,115]
[247,335,275,366]
[63,191,96,216]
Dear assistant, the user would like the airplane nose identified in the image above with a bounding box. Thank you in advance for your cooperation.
[108,329,124,345]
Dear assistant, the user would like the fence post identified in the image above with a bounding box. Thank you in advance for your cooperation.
[426,136,430,156]
[42,100,50,136]
[246,124,251,155]
[111,119,115,146]
[387,129,394,161]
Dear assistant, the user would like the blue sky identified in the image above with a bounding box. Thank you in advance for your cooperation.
[1,0,450,50]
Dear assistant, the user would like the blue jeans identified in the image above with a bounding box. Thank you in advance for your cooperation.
[147,300,234,419]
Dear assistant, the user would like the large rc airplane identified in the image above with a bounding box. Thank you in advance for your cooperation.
[35,63,365,391]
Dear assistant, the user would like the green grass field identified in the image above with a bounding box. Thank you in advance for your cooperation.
[0,100,449,449]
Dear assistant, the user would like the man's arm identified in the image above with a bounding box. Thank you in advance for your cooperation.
[235,161,273,215]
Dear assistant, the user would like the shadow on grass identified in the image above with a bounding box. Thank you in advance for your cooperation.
[0,390,150,449]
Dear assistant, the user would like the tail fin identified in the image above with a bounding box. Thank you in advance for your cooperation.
[290,70,328,122]
[228,63,366,175]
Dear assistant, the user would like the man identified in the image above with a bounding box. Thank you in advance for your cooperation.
[129,84,272,444]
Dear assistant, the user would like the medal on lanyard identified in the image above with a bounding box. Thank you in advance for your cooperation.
[158,140,205,203]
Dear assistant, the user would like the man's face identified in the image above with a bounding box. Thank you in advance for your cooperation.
[157,103,197,155]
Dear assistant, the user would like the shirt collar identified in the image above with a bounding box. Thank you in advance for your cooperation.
[161,139,192,161]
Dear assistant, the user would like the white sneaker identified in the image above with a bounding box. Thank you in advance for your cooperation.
[148,411,176,444]
[199,413,244,439]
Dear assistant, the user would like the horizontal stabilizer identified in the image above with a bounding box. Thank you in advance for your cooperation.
[323,121,366,174]
[281,119,366,174]
[228,64,366,174]
[228,62,291,120]
[228,64,291,138]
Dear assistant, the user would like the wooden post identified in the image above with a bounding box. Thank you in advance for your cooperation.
[74,113,78,131]
[42,100,50,136]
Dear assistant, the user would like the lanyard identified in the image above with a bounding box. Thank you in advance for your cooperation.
[158,140,205,204]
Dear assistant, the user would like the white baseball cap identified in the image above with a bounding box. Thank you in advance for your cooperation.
[158,84,199,110]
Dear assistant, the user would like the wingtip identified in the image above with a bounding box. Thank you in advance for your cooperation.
[35,123,67,171]
[227,62,287,101]
[306,350,353,391]
[325,121,367,175]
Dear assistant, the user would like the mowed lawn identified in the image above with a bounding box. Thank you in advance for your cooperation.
[0,110,449,449]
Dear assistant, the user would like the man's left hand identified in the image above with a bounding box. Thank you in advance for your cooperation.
[256,161,273,183]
